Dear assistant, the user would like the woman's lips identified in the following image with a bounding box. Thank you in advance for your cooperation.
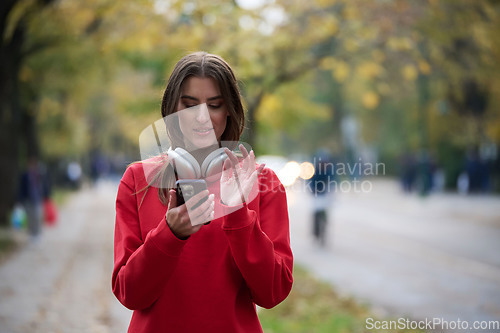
[193,128,214,136]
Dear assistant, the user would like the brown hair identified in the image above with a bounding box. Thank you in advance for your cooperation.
[142,52,245,205]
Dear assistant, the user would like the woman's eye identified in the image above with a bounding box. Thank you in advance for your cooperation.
[209,104,222,109]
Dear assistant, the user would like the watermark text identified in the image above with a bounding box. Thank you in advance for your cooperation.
[366,317,500,331]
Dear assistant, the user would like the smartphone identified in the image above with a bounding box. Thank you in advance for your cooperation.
[176,179,210,225]
[175,179,208,208]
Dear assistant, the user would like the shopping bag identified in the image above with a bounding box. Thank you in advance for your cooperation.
[11,204,27,229]
[43,199,58,225]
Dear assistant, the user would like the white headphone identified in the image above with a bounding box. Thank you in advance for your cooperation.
[167,147,228,182]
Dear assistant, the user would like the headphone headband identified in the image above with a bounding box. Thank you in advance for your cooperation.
[168,147,228,182]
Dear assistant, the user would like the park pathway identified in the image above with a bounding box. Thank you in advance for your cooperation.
[0,180,131,333]
[288,178,500,330]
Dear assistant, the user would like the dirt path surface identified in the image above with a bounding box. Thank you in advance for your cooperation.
[0,180,131,333]
[288,179,500,329]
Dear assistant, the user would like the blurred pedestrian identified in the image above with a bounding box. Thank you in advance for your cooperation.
[18,156,50,242]
[400,152,417,193]
[66,161,82,189]
[112,52,293,333]
[416,150,434,196]
[467,148,492,193]
[308,148,335,246]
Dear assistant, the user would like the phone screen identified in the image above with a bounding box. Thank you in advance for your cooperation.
[175,179,208,208]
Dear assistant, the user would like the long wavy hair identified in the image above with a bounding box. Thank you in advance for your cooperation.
[143,52,245,205]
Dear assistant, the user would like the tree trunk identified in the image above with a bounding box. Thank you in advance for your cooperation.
[0,0,56,225]
[0,3,25,226]
[0,58,22,226]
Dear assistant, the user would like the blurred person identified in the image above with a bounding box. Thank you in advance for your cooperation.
[432,166,445,192]
[416,150,434,196]
[18,156,50,242]
[464,148,491,193]
[457,171,469,195]
[89,149,109,184]
[465,149,481,192]
[66,161,82,189]
[112,52,293,333]
[400,151,417,193]
[307,148,335,246]
[492,149,500,192]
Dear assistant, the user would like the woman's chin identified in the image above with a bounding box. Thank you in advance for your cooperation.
[186,138,218,150]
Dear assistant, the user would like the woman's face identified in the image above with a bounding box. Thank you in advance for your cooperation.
[177,76,228,150]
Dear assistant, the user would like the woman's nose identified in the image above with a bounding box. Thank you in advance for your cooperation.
[195,103,210,123]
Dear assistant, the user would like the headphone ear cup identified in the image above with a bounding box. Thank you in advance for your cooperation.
[168,148,201,179]
[201,148,227,180]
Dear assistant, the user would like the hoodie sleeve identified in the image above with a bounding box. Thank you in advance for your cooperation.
[111,165,187,310]
[221,168,293,309]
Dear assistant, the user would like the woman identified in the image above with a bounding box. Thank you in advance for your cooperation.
[112,52,293,332]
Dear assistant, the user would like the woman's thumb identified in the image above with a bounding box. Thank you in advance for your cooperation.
[168,189,177,210]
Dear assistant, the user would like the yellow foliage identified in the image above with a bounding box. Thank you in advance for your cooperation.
[342,5,360,20]
[256,82,331,132]
[319,57,338,70]
[372,50,386,63]
[40,130,70,158]
[38,97,62,121]
[486,117,500,143]
[362,91,380,110]
[359,27,379,41]
[377,82,392,95]
[472,25,492,50]
[19,66,33,83]
[387,37,413,51]
[315,0,337,8]
[357,61,383,79]
[119,113,157,146]
[387,37,399,50]
[308,15,339,41]
[4,0,37,42]
[418,60,431,75]
[402,64,418,81]
[257,94,282,127]
[323,16,340,36]
[332,61,350,82]
[344,39,359,53]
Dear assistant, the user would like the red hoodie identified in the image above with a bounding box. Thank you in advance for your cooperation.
[112,161,293,332]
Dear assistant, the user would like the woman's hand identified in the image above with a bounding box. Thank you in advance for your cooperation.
[220,145,265,207]
[165,189,215,240]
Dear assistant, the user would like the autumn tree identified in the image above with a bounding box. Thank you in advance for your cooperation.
[0,0,57,225]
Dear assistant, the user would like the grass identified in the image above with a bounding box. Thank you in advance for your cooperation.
[51,187,77,206]
[0,233,17,253]
[0,227,21,265]
[258,266,425,333]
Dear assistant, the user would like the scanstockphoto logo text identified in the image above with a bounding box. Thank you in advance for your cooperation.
[366,317,500,331]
